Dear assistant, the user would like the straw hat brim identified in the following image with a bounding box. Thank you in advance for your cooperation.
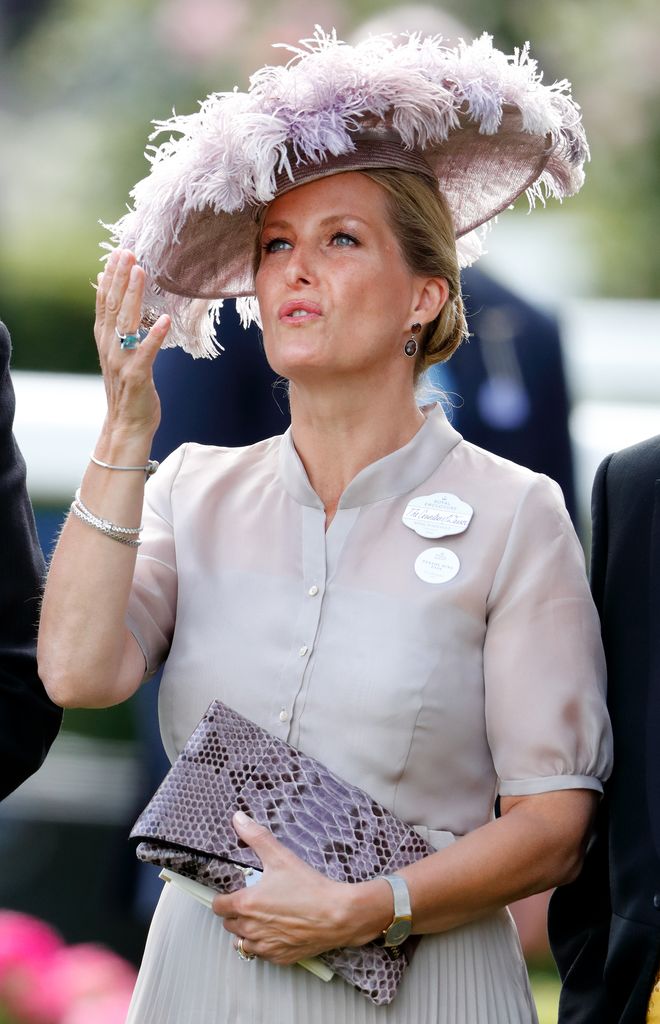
[155,109,555,302]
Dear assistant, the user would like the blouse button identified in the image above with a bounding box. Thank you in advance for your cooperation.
[298,645,309,657]
[279,708,289,723]
[308,585,319,597]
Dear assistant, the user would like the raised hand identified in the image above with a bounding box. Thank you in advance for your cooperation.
[94,248,171,444]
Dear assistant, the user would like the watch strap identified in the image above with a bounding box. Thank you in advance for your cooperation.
[382,874,411,920]
[381,873,412,948]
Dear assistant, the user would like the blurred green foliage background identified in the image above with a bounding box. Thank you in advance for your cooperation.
[1,0,658,375]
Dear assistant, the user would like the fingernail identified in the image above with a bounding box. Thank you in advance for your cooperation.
[129,265,141,284]
[234,810,252,827]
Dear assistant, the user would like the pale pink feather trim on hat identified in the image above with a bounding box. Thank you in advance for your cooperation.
[105,27,588,357]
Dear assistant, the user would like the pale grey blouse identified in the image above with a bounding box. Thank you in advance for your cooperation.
[127,404,612,840]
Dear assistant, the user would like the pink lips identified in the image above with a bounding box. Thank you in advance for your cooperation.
[278,300,322,322]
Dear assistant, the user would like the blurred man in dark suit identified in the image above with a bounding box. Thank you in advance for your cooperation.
[0,320,61,799]
[549,435,660,1023]
[151,304,288,452]
[441,267,576,521]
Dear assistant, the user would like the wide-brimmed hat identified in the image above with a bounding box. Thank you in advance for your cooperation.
[106,28,588,356]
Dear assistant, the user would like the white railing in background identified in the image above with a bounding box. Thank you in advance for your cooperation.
[12,370,105,502]
[559,300,660,524]
[0,733,139,823]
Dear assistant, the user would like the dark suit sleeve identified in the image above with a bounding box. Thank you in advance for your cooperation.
[0,320,62,799]
[547,455,613,1023]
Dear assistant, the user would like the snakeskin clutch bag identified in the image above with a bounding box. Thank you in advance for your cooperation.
[130,699,435,1005]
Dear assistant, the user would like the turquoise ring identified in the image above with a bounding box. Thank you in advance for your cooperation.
[115,326,142,349]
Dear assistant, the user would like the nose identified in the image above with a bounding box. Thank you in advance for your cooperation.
[284,240,316,288]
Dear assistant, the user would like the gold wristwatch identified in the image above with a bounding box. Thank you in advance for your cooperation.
[381,874,412,949]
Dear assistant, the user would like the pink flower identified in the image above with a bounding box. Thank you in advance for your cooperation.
[0,911,63,980]
[0,916,137,1024]
[0,911,64,1023]
[39,944,137,1019]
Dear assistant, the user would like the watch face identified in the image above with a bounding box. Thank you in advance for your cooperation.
[385,919,412,946]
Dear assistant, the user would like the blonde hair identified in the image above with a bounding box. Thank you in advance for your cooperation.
[361,168,467,378]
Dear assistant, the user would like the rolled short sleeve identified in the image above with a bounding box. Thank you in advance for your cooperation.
[126,445,186,677]
[484,474,612,797]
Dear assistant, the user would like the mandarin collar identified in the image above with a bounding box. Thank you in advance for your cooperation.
[277,404,463,510]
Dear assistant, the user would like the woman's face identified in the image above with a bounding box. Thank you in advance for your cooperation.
[255,172,426,385]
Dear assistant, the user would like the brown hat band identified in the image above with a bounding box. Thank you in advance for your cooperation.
[273,132,437,198]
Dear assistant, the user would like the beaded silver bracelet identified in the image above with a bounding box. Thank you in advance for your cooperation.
[70,491,143,547]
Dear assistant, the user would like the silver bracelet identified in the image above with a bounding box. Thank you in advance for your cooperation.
[90,454,159,478]
[71,491,143,547]
[70,501,141,547]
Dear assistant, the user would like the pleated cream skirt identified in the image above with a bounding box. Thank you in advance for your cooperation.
[126,883,538,1023]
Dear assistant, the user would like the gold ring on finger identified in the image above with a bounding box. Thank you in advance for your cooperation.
[236,937,256,962]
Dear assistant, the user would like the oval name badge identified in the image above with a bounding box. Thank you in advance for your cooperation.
[414,547,460,585]
[402,492,473,539]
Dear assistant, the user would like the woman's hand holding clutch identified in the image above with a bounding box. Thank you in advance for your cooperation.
[212,811,392,965]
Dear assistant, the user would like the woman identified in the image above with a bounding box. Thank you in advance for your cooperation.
[38,30,611,1023]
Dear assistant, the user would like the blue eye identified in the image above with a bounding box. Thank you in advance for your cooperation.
[331,232,358,247]
[263,238,291,253]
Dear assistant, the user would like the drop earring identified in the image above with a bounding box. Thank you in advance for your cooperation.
[404,322,422,357]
